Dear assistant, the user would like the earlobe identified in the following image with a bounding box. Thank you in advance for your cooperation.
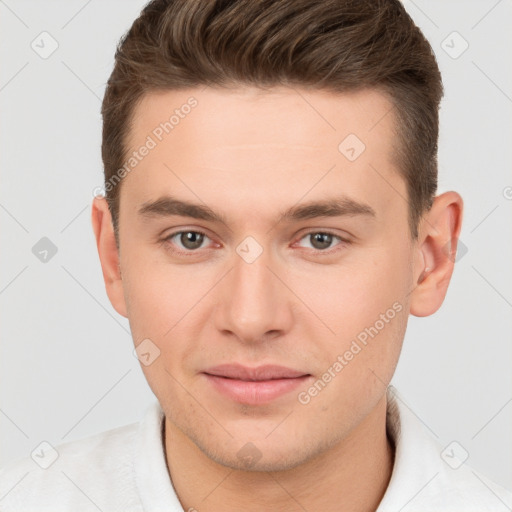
[91,197,128,318]
[410,191,464,317]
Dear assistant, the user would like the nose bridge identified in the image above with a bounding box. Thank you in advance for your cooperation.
[214,243,292,342]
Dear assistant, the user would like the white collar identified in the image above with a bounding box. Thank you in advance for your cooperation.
[378,385,512,510]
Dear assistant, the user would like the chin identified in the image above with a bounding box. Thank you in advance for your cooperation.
[191,429,329,473]
[203,445,310,473]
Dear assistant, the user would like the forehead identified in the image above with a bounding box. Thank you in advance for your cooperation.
[128,85,396,154]
[121,86,404,228]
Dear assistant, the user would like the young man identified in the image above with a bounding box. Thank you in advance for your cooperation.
[1,0,510,511]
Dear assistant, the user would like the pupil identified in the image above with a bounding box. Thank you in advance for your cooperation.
[311,233,332,250]
[181,232,204,249]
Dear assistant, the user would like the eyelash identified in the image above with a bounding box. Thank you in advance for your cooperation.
[161,229,350,256]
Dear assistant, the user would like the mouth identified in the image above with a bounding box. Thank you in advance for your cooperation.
[202,364,312,405]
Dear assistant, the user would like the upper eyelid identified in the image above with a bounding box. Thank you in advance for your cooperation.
[165,229,212,245]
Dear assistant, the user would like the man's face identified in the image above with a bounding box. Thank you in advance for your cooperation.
[117,86,415,470]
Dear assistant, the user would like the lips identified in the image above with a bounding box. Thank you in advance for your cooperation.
[203,364,309,381]
[202,364,312,405]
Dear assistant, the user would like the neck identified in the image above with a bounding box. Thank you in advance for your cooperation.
[164,393,394,512]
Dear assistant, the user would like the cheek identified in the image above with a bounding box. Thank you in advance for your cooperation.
[295,286,408,424]
[121,252,219,388]
[297,246,410,334]
[121,249,211,338]
[290,242,411,382]
[121,257,207,401]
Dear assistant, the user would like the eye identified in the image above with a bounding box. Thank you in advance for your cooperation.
[164,230,212,251]
[296,231,347,251]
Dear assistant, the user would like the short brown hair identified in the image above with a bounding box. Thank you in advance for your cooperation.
[101,0,443,242]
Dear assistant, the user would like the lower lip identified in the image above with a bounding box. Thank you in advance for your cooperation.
[203,373,311,405]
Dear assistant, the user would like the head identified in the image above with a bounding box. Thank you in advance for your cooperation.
[92,0,463,471]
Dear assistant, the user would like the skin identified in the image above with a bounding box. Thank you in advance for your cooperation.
[92,86,463,511]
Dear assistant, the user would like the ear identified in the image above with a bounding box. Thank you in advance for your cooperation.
[410,191,464,317]
[91,197,128,318]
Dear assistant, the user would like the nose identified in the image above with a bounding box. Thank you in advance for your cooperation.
[213,245,294,345]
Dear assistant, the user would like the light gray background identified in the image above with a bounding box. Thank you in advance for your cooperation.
[1,0,511,492]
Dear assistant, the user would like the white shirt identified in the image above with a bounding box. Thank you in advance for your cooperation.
[1,385,510,511]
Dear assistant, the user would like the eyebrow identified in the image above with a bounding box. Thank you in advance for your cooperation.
[138,195,376,224]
